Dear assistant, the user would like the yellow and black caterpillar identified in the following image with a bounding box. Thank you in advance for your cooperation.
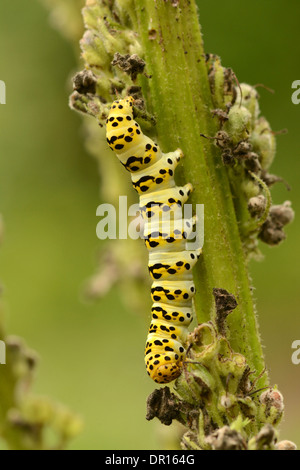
[106,96,201,383]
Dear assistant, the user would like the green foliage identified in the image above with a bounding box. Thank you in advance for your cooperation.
[0,225,82,450]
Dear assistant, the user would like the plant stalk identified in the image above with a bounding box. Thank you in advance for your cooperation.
[133,0,267,386]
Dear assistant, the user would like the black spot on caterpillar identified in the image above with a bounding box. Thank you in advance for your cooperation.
[106,96,201,383]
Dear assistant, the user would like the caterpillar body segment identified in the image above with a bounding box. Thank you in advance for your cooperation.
[139,183,193,220]
[148,249,201,281]
[143,215,198,252]
[106,96,201,383]
[131,149,183,195]
[106,97,161,171]
[151,303,194,328]
[151,280,196,305]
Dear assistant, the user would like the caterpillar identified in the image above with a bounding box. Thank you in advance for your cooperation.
[106,96,201,383]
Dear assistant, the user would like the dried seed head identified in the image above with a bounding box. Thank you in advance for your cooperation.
[260,389,284,413]
[146,387,181,426]
[213,288,237,336]
[259,201,294,246]
[233,140,252,155]
[252,424,277,450]
[262,172,291,190]
[215,130,231,149]
[276,440,297,451]
[259,223,286,246]
[211,108,229,124]
[248,195,267,218]
[222,149,235,166]
[111,53,146,81]
[259,388,284,425]
[269,201,295,226]
[242,152,262,174]
[72,69,97,94]
[206,426,246,450]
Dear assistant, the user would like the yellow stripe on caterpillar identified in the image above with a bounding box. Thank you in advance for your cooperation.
[139,183,193,221]
[144,215,197,252]
[131,149,183,195]
[148,249,201,281]
[151,280,196,305]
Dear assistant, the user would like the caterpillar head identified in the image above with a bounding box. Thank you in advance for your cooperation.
[108,96,134,117]
[106,96,142,155]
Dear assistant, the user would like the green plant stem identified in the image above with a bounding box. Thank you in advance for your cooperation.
[133,0,267,386]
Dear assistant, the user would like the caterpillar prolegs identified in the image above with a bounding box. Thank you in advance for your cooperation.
[106,96,201,383]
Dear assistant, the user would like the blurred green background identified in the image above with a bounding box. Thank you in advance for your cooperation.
[0,0,299,449]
